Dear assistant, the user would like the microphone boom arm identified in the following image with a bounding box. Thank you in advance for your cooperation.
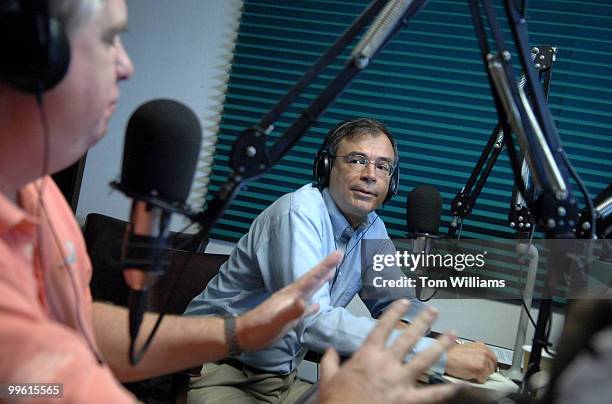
[469,0,584,391]
[192,0,430,249]
[448,45,556,239]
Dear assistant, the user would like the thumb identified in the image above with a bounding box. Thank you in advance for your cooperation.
[320,347,340,383]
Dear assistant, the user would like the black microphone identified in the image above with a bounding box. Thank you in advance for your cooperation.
[112,99,202,362]
[406,185,442,299]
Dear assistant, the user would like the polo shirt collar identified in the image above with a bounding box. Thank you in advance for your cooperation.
[0,189,30,235]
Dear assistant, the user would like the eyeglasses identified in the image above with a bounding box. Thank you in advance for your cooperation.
[333,153,395,177]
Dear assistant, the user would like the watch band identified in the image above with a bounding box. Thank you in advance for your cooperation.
[224,314,242,356]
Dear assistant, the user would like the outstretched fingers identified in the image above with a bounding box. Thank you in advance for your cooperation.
[363,299,410,348]
[388,306,438,358]
[403,332,457,381]
[320,347,341,383]
[288,251,342,300]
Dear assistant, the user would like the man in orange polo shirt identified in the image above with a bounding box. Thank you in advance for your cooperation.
[0,0,345,401]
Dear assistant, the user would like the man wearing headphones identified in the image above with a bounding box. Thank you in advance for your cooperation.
[185,118,494,403]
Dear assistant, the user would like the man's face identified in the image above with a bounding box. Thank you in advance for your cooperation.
[45,0,133,173]
[328,133,395,228]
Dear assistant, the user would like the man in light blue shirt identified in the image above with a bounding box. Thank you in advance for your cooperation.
[186,118,496,403]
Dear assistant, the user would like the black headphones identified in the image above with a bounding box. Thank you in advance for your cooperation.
[313,119,400,204]
[0,0,70,93]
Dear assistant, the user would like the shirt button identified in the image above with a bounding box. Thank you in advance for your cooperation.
[23,244,34,262]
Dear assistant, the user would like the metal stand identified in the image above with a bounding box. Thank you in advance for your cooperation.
[448,45,557,239]
[463,0,591,394]
[503,243,539,382]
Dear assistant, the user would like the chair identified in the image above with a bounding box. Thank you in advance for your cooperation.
[82,213,227,403]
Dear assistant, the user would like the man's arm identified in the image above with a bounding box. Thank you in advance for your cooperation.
[93,251,342,382]
[358,235,497,382]
[357,237,449,371]
[319,300,463,404]
[261,208,443,372]
[92,302,224,382]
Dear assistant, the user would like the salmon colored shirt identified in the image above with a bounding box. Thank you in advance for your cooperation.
[0,177,134,403]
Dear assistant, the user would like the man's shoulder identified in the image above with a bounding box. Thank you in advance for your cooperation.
[265,183,325,216]
[291,183,326,205]
[244,184,329,238]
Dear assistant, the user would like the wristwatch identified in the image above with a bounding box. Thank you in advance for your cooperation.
[224,313,242,356]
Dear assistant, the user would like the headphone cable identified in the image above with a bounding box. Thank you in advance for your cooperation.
[34,89,104,365]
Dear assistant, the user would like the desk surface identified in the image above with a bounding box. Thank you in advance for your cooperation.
[443,372,519,393]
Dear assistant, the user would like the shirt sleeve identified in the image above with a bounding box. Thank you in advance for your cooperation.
[0,264,135,403]
[358,237,426,321]
[256,204,446,374]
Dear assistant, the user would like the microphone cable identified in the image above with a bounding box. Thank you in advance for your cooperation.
[331,214,380,290]
[126,218,201,365]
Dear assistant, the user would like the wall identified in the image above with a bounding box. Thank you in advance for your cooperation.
[76,0,243,232]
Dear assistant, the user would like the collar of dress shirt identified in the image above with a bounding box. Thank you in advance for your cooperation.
[320,187,377,243]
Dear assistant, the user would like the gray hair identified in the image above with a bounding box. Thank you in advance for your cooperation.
[326,118,399,166]
[49,0,102,34]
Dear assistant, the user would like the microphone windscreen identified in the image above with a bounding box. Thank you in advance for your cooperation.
[120,99,202,204]
[406,185,442,234]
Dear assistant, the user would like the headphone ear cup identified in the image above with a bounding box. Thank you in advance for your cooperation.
[39,17,71,92]
[384,164,400,204]
[0,3,70,93]
[314,119,354,188]
[314,150,332,187]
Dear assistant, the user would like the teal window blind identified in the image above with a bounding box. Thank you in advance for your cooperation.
[206,0,611,244]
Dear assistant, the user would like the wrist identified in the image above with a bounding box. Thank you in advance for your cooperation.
[235,313,255,352]
[224,314,243,356]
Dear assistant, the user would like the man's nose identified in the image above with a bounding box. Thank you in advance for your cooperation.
[116,37,134,81]
[361,162,377,182]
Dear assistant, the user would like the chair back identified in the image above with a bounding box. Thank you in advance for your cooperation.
[82,213,225,313]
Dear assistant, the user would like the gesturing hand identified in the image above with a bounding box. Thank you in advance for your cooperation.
[319,300,463,404]
[236,251,342,352]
